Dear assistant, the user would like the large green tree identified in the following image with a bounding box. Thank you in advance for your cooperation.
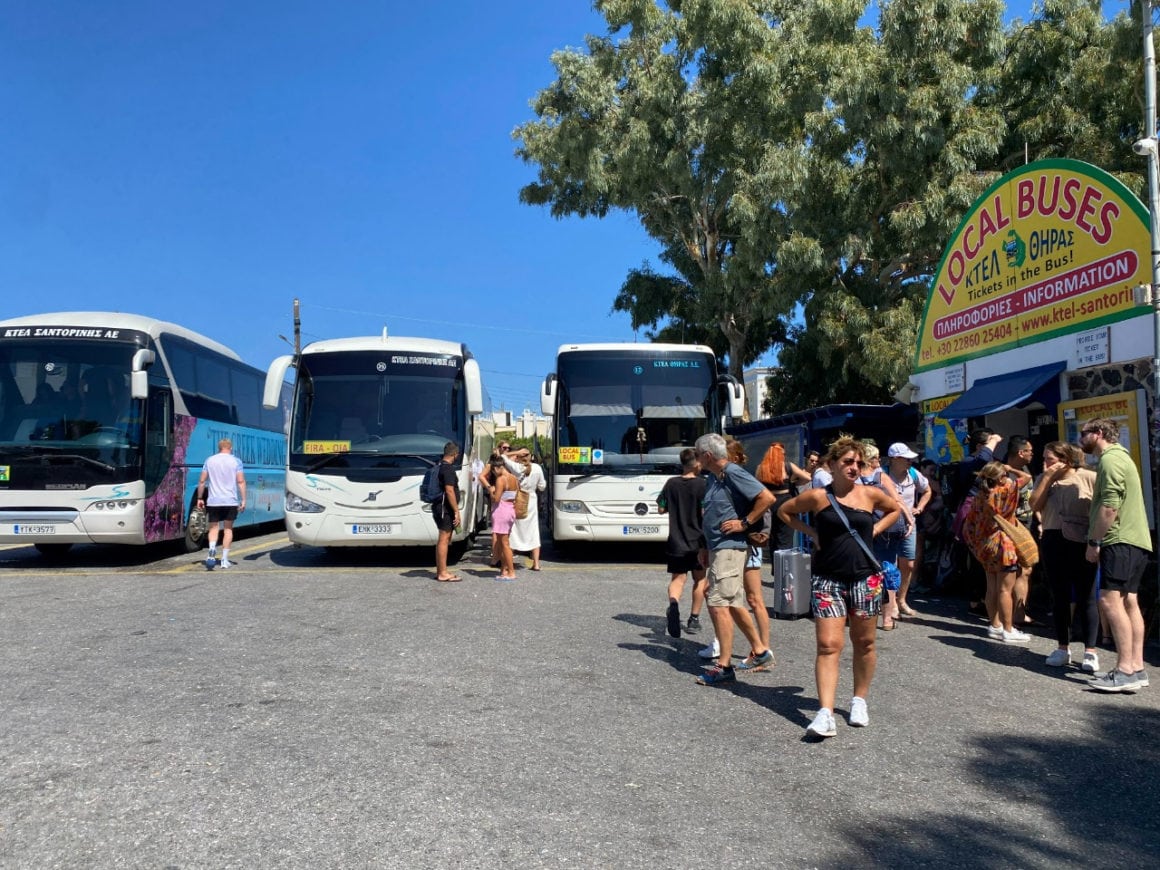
[517,1,1148,415]
[768,0,1010,411]
[513,0,822,415]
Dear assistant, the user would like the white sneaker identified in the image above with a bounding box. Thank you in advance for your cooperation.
[219,559,234,569]
[987,624,1004,639]
[806,708,837,738]
[698,638,720,659]
[1001,628,1031,644]
[1081,652,1100,674]
[848,697,869,727]
[1045,648,1071,667]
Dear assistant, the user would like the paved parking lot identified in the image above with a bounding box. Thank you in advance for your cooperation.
[1,532,1157,868]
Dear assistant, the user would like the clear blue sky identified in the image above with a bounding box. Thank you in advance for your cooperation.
[0,1,1127,414]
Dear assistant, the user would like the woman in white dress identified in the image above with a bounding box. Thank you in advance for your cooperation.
[504,447,547,570]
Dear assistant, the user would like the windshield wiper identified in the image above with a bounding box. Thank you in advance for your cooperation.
[305,453,351,474]
[392,454,436,467]
[44,453,117,473]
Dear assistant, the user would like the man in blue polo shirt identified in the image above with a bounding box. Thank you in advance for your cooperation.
[693,433,776,686]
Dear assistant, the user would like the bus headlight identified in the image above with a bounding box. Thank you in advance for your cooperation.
[285,491,324,513]
[557,500,587,514]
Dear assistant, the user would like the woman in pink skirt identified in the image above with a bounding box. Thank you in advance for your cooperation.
[485,454,520,580]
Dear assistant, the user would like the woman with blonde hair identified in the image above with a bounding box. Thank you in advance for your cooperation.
[861,442,910,630]
[962,460,1033,642]
[756,442,812,552]
[1030,441,1100,671]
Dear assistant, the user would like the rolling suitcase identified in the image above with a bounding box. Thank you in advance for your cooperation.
[773,548,812,619]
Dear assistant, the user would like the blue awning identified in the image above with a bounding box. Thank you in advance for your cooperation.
[939,361,1066,419]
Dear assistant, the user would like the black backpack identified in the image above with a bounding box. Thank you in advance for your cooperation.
[420,462,443,504]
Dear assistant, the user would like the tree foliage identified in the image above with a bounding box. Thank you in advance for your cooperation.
[514,0,1147,415]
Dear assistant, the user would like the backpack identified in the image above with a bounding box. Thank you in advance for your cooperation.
[951,493,974,543]
[420,462,444,504]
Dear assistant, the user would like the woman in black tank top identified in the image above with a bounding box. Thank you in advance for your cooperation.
[776,436,900,740]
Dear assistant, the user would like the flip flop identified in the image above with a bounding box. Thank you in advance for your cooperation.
[436,576,462,582]
[530,566,542,572]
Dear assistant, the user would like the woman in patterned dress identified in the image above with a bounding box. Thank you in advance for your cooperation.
[963,461,1033,643]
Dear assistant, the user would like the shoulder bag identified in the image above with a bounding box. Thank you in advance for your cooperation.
[992,511,1039,568]
[514,486,530,520]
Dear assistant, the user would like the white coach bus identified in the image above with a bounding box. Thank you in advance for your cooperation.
[0,311,288,555]
[540,342,744,543]
[264,333,493,553]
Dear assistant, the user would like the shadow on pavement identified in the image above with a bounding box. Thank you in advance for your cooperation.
[829,704,1160,867]
[612,611,811,728]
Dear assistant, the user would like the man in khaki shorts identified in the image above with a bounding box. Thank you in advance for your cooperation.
[693,433,776,686]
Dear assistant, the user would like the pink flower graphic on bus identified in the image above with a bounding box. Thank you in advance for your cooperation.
[143,415,198,543]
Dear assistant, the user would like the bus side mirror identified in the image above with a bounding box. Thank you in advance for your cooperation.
[463,359,484,416]
[729,382,744,420]
[264,355,294,409]
[541,374,556,416]
[130,349,155,399]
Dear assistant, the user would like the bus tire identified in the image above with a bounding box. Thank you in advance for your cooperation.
[34,543,73,558]
[184,503,208,552]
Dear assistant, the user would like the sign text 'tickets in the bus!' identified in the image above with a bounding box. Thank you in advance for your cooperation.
[914,160,1151,372]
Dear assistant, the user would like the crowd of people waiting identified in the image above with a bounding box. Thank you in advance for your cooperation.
[427,420,1153,735]
[659,421,1154,739]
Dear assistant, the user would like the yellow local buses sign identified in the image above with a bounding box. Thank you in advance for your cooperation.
[915,159,1150,372]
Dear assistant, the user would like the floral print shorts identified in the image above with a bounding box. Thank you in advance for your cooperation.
[812,573,883,619]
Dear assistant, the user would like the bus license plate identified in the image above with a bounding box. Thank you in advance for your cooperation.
[349,524,397,536]
[14,525,56,535]
[622,525,659,535]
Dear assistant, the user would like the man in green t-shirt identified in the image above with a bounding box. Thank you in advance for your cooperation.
[1082,418,1153,693]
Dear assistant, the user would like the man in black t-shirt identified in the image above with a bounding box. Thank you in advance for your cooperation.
[658,448,708,638]
[434,441,462,582]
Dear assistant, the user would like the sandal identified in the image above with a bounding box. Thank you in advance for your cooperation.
[880,614,896,631]
[898,604,918,617]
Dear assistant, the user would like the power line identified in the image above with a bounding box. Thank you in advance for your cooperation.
[305,303,624,341]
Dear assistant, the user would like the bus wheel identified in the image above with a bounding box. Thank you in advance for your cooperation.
[184,505,208,552]
[34,543,73,558]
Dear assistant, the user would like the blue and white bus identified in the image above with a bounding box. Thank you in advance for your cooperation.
[264,333,493,552]
[0,312,289,555]
[540,342,744,543]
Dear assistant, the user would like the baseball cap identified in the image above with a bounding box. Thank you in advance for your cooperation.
[887,442,918,459]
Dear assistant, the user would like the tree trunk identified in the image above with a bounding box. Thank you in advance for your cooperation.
[720,315,750,423]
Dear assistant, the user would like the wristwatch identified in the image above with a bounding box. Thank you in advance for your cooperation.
[1087,539,1101,548]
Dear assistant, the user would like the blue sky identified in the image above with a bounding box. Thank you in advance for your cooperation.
[0,1,1127,414]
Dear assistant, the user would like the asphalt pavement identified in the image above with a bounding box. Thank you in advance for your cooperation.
[1,532,1157,869]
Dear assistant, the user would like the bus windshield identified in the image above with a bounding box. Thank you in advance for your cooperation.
[0,339,144,481]
[289,351,466,471]
[555,349,719,473]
